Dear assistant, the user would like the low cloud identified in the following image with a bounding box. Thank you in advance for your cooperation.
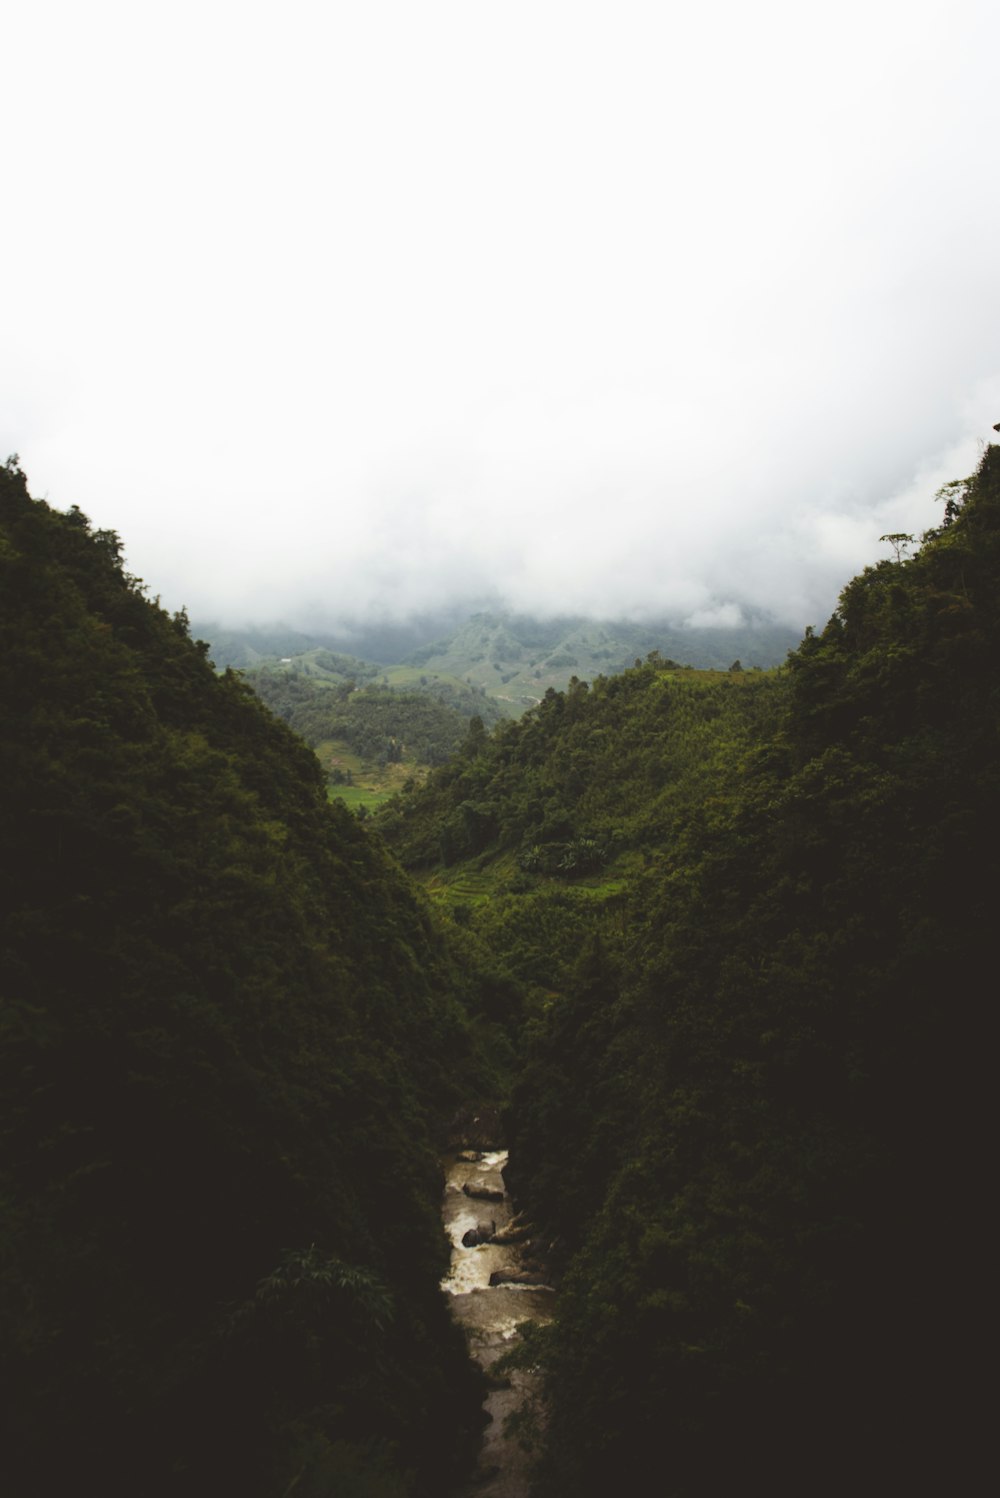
[2,3,998,638]
[684,604,746,631]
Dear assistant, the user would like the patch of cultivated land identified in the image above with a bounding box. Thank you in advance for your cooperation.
[314,738,428,810]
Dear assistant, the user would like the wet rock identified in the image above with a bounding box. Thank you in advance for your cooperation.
[492,1216,532,1245]
[456,1149,482,1163]
[463,1181,504,1202]
[462,1219,497,1247]
[488,1270,551,1287]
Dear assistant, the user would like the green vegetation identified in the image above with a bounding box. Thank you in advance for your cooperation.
[377,445,1000,1494]
[395,611,797,713]
[327,781,399,812]
[5,432,996,1497]
[244,669,503,778]
[195,612,799,724]
[0,461,496,1498]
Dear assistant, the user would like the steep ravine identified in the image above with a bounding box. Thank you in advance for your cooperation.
[441,1148,554,1497]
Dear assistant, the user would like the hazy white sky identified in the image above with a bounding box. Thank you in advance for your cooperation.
[3,0,998,631]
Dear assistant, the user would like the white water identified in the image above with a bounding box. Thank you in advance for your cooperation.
[441,1148,554,1497]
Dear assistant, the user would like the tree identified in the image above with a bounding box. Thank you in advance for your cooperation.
[878,532,914,562]
[934,477,970,527]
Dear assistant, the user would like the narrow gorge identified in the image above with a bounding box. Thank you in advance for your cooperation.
[441,1144,554,1496]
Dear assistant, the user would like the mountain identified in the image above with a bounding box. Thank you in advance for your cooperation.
[204,610,797,816]
[196,609,801,719]
[377,444,1000,1494]
[401,609,799,711]
[0,460,490,1498]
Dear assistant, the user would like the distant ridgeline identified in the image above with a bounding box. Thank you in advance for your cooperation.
[195,609,800,721]
[0,460,497,1497]
[378,445,1000,1494]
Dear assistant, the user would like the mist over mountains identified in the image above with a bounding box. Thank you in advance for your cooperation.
[194,608,800,672]
[194,607,802,712]
[193,603,497,670]
[5,2,999,673]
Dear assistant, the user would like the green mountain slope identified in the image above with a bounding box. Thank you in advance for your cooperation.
[380,445,1000,1494]
[245,665,504,763]
[402,609,798,712]
[0,462,486,1498]
[195,611,799,722]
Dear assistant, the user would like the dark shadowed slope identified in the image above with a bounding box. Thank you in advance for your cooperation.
[0,460,486,1498]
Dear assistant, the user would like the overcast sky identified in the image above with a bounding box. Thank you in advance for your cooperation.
[3,0,998,633]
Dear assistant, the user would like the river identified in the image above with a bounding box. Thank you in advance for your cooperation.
[441,1148,554,1497]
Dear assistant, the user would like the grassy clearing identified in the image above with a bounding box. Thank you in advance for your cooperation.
[326,783,396,811]
[314,738,427,810]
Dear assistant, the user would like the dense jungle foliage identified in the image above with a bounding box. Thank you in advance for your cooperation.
[0,460,497,1498]
[245,668,502,768]
[379,445,1000,1495]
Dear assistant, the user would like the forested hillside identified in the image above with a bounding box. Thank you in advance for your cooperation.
[247,667,503,769]
[0,460,493,1498]
[380,446,1000,1494]
[400,609,797,711]
[195,611,799,722]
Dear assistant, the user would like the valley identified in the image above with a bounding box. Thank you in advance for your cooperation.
[2,443,996,1496]
[195,608,800,721]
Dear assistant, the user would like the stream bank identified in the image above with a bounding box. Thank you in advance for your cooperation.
[441,1146,554,1497]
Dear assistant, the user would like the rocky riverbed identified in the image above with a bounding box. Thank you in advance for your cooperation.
[442,1148,554,1497]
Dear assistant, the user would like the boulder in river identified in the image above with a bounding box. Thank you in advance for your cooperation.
[461,1220,496,1247]
[488,1270,551,1288]
[492,1216,532,1245]
[462,1181,504,1202]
